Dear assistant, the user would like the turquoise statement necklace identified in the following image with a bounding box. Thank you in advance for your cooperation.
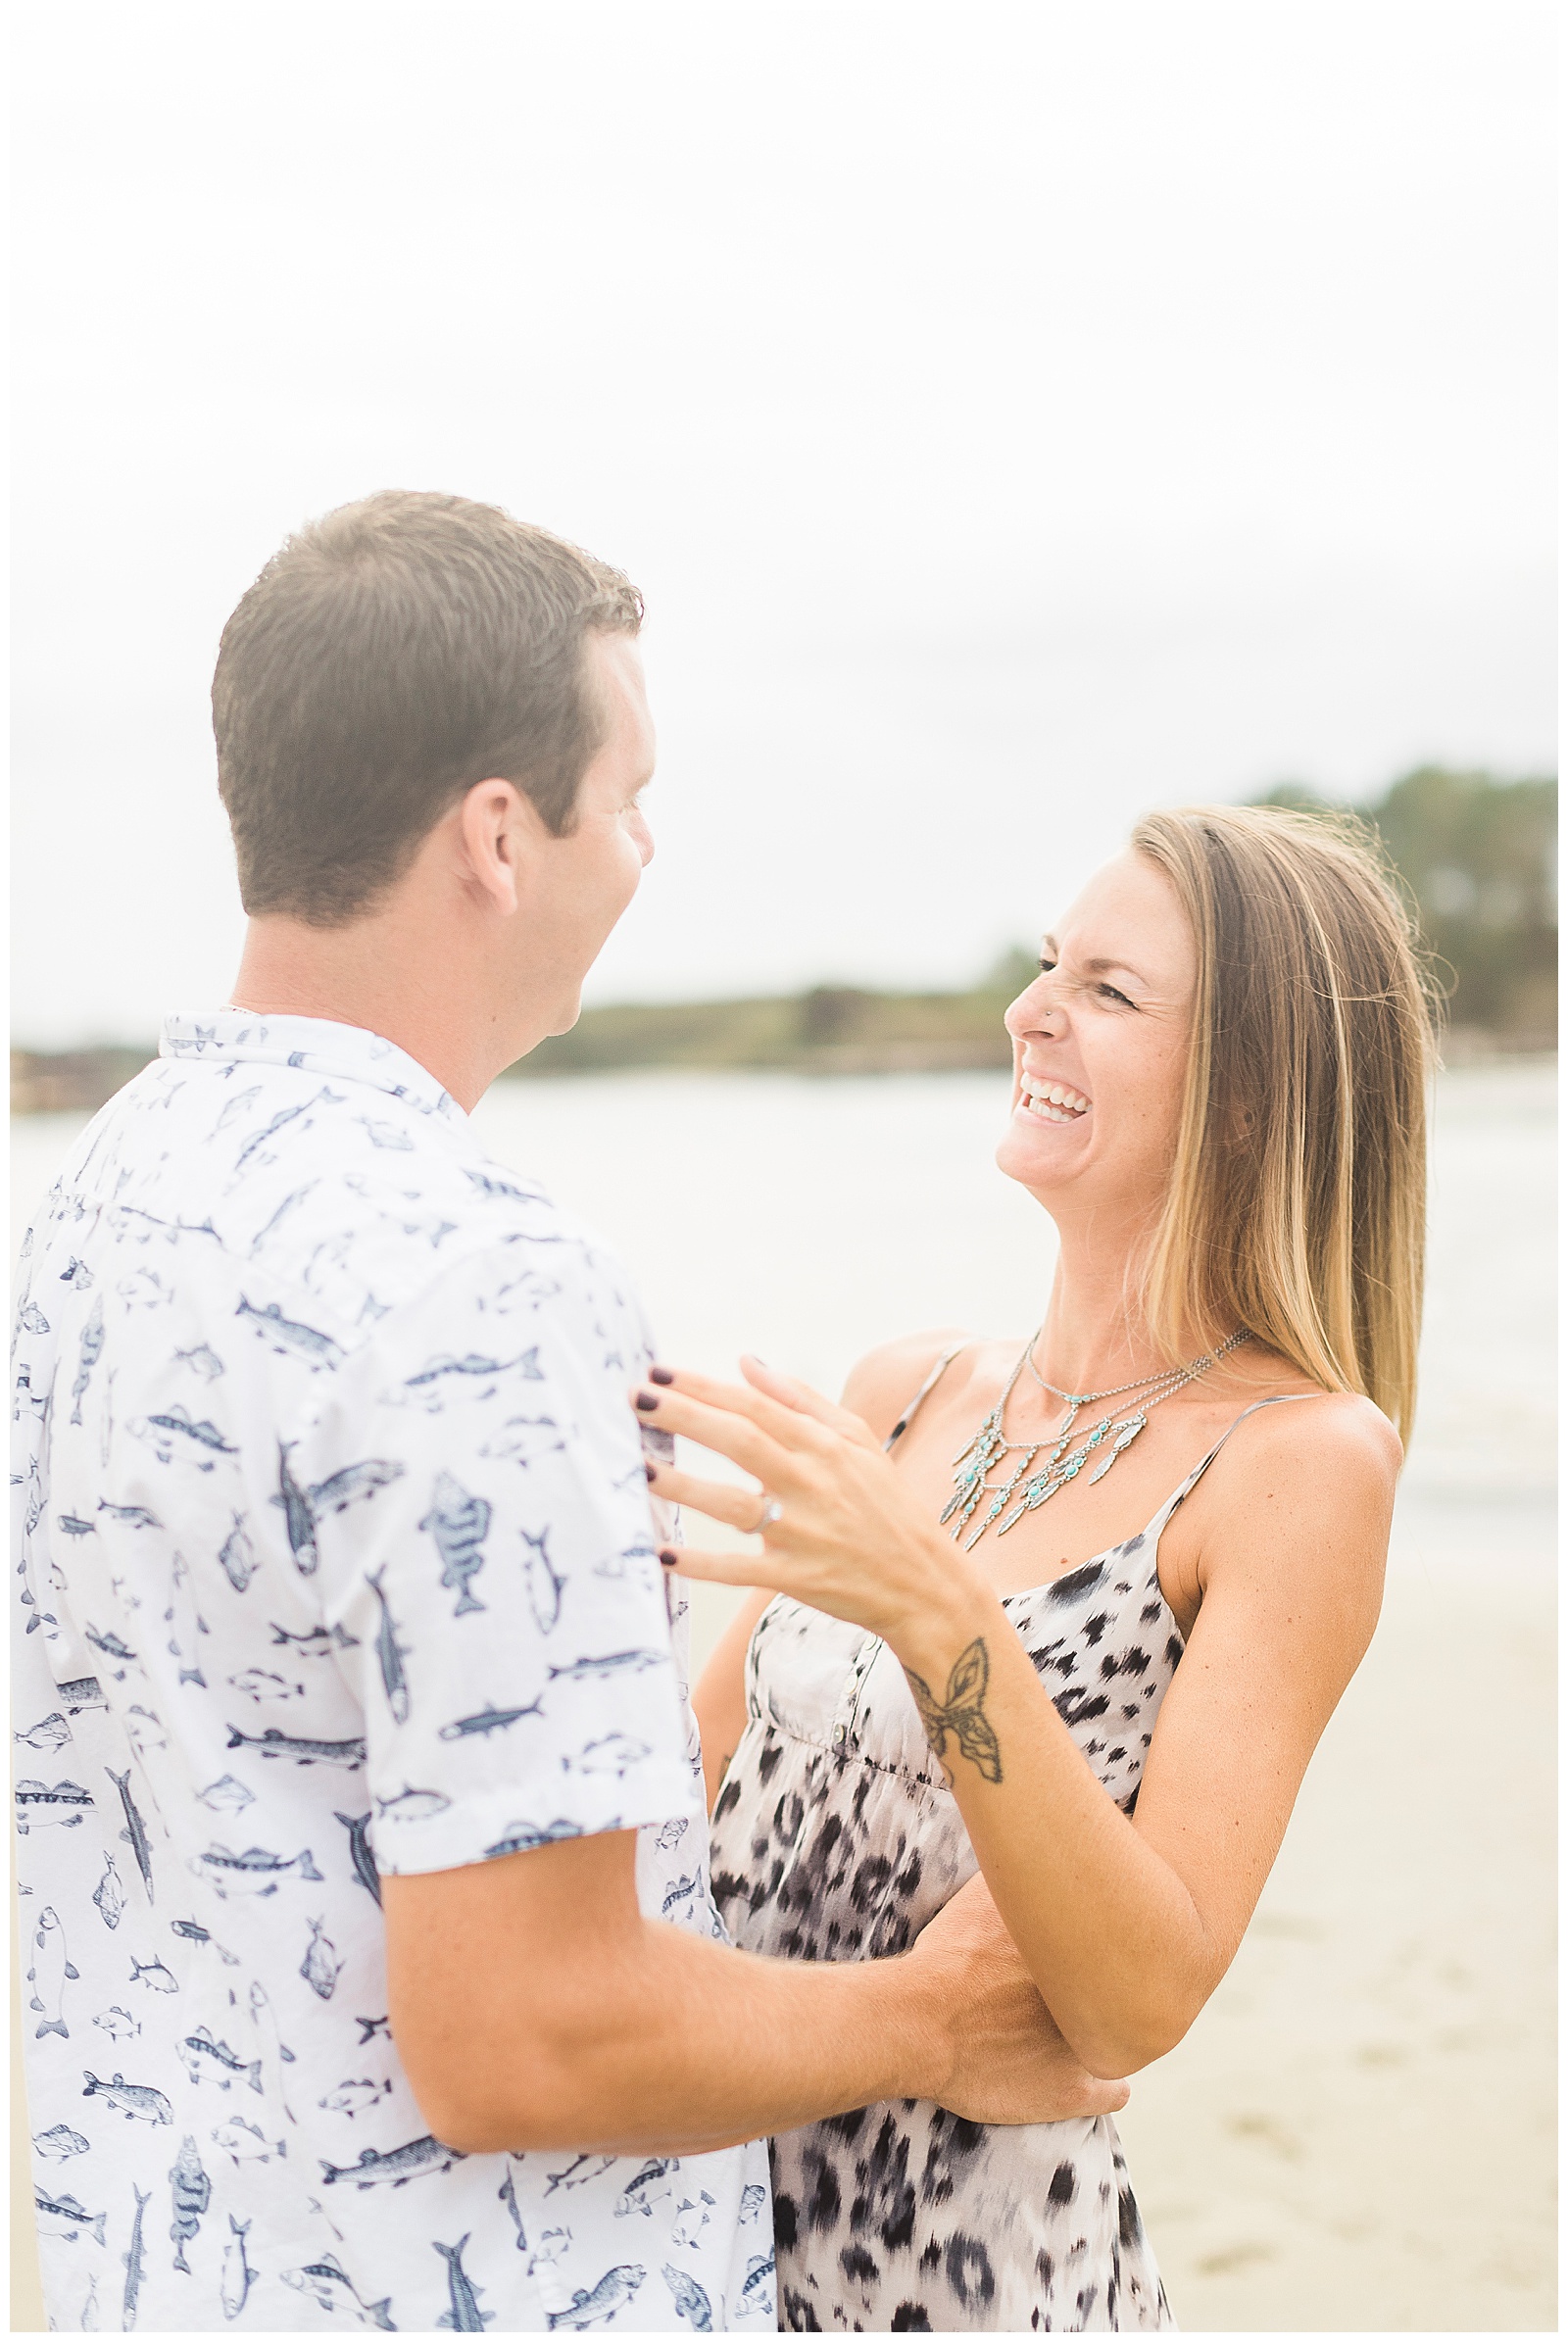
[942,1327,1251,1551]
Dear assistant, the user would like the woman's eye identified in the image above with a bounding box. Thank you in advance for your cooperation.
[1037,957,1056,975]
[1098,983,1133,1006]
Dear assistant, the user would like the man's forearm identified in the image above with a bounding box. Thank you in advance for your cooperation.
[385,1832,1116,2158]
[415,1920,948,2157]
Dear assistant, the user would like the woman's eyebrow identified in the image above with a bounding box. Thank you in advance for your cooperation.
[1045,937,1148,984]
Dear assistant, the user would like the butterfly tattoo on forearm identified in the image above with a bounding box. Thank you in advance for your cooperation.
[905,1637,1004,1785]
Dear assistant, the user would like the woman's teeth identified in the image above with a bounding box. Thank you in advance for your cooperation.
[1020,1080,1089,1124]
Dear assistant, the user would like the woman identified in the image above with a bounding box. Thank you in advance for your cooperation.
[635,805,1435,2333]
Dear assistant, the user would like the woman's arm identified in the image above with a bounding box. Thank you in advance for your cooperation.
[639,1360,1397,2075]
[691,1588,773,1812]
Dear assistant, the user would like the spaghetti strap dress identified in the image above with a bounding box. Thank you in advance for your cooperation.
[708,1351,1318,2335]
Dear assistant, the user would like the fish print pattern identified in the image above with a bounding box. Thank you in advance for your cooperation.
[17,1711,74,1753]
[282,2251,397,2326]
[13,1008,771,2330]
[545,2265,647,2329]
[662,2265,714,2330]
[127,1405,238,1468]
[221,2214,258,2319]
[420,1472,492,1616]
[34,2184,108,2248]
[223,1723,368,1767]
[437,1698,544,1742]
[92,1855,125,1931]
[122,2183,151,2328]
[177,2026,265,2094]
[218,1512,258,1593]
[82,2073,174,2126]
[34,2123,91,2166]
[320,2133,469,2190]
[85,1626,137,1669]
[336,1808,383,1904]
[300,1916,345,2000]
[105,1769,155,1901]
[365,1567,413,1725]
[170,1916,240,1963]
[519,1528,566,1635]
[70,1298,105,1427]
[127,1956,179,1994]
[27,1905,81,2038]
[319,2077,394,2119]
[435,2232,496,2330]
[500,2165,528,2254]
[166,1553,210,1687]
[188,1841,324,1898]
[169,2134,213,2271]
[246,1980,299,2125]
[58,1677,108,1714]
[236,1295,347,1372]
[614,2161,675,2221]
[211,2116,284,2167]
[16,1778,94,1831]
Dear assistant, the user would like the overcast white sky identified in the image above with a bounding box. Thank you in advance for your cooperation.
[12,2,1555,1048]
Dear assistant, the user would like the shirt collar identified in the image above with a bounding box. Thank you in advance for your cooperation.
[160,1009,466,1123]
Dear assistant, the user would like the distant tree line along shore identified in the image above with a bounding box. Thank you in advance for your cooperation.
[12,768,1555,1112]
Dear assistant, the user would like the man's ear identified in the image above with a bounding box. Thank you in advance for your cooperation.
[454,779,548,915]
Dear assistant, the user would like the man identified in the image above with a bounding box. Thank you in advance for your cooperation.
[13,491,1123,2332]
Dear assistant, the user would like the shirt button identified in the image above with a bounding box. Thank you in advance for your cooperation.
[832,1724,847,1744]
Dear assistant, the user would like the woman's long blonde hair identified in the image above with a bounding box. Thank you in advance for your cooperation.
[1130,804,1440,1445]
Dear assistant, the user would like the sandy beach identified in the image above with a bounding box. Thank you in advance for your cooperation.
[10,1061,1554,2332]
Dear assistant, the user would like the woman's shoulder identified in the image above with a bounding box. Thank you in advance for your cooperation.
[1173,1387,1401,1665]
[839,1326,988,1441]
[1218,1383,1403,1504]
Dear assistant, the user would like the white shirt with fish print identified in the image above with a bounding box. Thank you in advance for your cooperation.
[11,1010,776,2334]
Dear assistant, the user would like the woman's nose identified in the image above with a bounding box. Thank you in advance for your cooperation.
[1005,977,1061,1040]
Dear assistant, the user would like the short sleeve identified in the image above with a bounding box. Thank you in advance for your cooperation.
[301,1233,698,1878]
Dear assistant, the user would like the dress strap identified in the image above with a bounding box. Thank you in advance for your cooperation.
[1146,1391,1326,1536]
[883,1341,970,1452]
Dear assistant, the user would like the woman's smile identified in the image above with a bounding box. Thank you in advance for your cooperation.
[1015,1074,1091,1125]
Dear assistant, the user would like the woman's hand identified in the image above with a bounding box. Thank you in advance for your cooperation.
[632,1356,979,1655]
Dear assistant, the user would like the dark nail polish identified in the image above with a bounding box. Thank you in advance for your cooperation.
[649,1364,675,1387]
[659,1548,678,1566]
[644,1461,658,1482]
[635,1391,659,1412]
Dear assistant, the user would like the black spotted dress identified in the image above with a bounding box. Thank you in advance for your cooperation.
[710,1360,1302,2334]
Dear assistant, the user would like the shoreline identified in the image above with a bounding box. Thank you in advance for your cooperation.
[9,1030,1557,1115]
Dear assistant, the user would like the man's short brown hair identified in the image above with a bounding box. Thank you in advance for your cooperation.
[213,490,643,925]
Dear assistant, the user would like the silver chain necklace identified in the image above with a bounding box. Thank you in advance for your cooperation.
[941,1327,1251,1552]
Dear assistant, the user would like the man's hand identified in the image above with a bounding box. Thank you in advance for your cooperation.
[910,1876,1132,2123]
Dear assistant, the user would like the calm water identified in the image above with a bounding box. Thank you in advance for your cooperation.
[9,1058,1555,1500]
